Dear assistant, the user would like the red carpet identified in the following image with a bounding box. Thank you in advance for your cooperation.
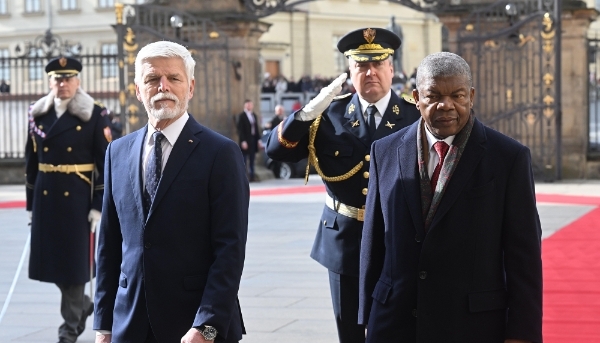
[539,194,600,342]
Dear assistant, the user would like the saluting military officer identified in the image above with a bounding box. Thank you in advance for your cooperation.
[265,28,421,343]
[25,56,111,343]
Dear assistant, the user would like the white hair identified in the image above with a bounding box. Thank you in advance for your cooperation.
[134,41,196,85]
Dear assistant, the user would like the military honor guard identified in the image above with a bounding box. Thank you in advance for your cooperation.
[25,56,111,343]
[265,28,421,343]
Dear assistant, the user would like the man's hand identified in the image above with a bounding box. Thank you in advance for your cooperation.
[95,333,111,343]
[181,328,210,343]
[88,209,101,233]
[27,211,32,222]
[240,141,248,151]
[505,340,532,343]
[301,73,347,121]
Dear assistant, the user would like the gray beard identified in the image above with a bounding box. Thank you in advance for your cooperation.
[145,97,188,120]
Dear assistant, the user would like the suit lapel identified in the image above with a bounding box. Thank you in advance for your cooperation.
[128,127,147,222]
[342,94,369,147]
[148,117,202,217]
[429,119,486,229]
[397,123,425,239]
[373,92,404,140]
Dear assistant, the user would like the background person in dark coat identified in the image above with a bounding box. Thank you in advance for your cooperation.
[266,27,420,343]
[25,56,111,343]
[237,99,262,181]
[94,41,249,343]
[359,52,543,343]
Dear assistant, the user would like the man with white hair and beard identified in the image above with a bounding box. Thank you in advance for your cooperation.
[93,41,249,343]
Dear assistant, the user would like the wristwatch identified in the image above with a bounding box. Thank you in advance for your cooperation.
[196,325,218,341]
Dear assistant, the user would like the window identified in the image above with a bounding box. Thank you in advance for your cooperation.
[25,0,41,13]
[101,43,118,78]
[0,0,8,15]
[28,48,44,81]
[0,48,9,82]
[61,0,77,10]
[135,0,147,3]
[98,0,114,8]
[332,35,347,73]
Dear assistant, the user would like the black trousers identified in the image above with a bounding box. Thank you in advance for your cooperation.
[328,271,366,343]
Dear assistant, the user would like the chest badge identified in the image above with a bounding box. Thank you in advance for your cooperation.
[351,120,360,127]
[348,103,355,114]
[393,104,400,115]
[385,121,395,129]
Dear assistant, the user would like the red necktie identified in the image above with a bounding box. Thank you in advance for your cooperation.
[430,141,450,192]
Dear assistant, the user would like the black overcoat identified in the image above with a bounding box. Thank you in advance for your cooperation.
[25,89,111,285]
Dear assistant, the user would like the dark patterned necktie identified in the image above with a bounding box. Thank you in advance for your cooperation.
[367,105,377,139]
[430,141,450,192]
[144,131,165,206]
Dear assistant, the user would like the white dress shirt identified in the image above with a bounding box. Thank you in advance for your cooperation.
[358,89,392,129]
[424,125,455,179]
[54,97,72,118]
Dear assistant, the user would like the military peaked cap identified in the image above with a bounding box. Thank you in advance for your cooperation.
[337,27,401,62]
[45,56,82,78]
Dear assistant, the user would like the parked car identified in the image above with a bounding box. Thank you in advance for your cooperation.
[261,129,315,179]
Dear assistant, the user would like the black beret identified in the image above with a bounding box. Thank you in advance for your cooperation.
[337,27,401,62]
[45,56,82,78]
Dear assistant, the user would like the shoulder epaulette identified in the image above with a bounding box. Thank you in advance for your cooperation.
[94,100,106,108]
[332,93,352,102]
[401,93,416,105]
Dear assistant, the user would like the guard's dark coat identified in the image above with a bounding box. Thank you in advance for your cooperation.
[359,119,543,343]
[266,91,420,277]
[25,88,111,285]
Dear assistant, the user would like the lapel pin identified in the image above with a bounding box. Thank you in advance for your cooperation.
[352,120,360,127]
[188,139,193,143]
[392,105,400,115]
[385,121,395,129]
[348,104,355,114]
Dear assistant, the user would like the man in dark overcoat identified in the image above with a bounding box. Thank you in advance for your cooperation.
[359,52,543,343]
[237,99,262,181]
[266,27,420,343]
[25,56,111,343]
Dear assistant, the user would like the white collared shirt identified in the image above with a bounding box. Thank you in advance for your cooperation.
[54,97,72,118]
[358,89,392,129]
[424,125,455,179]
[142,112,189,185]
[245,110,255,135]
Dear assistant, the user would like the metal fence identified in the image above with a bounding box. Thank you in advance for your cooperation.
[589,30,600,157]
[0,51,119,159]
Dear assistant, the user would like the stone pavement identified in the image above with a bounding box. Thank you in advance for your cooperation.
[0,179,599,342]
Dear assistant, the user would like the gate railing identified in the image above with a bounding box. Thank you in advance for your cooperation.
[0,52,120,159]
[588,30,600,158]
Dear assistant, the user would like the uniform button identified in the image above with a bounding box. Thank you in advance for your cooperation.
[43,190,48,195]
[38,125,43,130]
[43,147,49,152]
[365,154,371,162]
[323,220,327,225]
[64,192,69,197]
[415,235,422,243]
[419,271,427,279]
[412,309,418,317]
[67,147,72,152]
[145,242,152,249]
[362,188,368,195]
[363,171,369,178]
[334,151,339,156]
[76,126,82,131]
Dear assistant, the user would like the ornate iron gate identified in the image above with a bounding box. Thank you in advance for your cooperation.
[114,4,232,135]
[456,0,562,180]
[588,30,600,158]
[0,30,119,159]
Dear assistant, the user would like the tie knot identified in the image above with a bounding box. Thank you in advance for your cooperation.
[433,141,450,159]
[367,105,377,117]
[153,131,164,145]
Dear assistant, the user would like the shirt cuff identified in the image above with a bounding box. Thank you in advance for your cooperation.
[96,330,112,335]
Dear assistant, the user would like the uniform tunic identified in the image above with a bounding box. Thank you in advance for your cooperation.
[25,88,111,285]
[266,91,420,277]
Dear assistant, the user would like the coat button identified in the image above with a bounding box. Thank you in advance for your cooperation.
[412,309,418,317]
[419,271,427,279]
[43,147,49,152]
[415,235,422,243]
[364,154,371,162]
[334,151,339,156]
[362,188,368,195]
[76,126,82,131]
[38,125,43,130]
[67,147,72,152]
[64,192,69,197]
[323,220,327,225]
[363,171,369,178]
[145,242,151,249]
[43,190,48,195]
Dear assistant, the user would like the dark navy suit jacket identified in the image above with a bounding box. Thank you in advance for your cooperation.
[94,116,249,343]
[359,118,543,343]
